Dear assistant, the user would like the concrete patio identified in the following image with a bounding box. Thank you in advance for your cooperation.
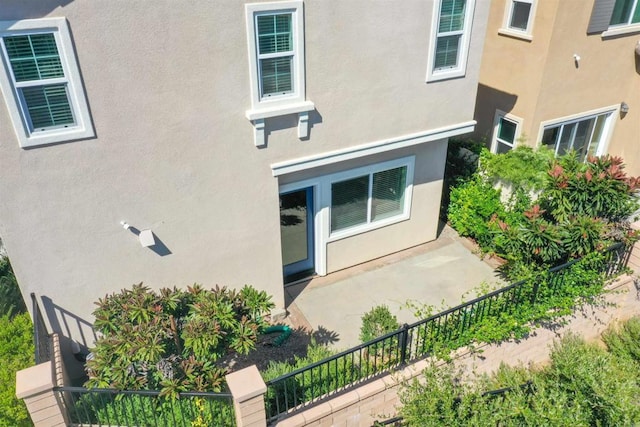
[284,224,503,349]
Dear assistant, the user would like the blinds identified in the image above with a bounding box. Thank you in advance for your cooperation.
[330,167,408,232]
[257,14,292,54]
[260,57,293,95]
[257,13,294,97]
[372,167,406,221]
[4,34,64,82]
[331,175,369,232]
[22,84,74,129]
[434,35,461,69]
[439,0,466,32]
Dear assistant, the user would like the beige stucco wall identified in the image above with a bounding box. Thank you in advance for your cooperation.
[0,0,489,353]
[475,0,640,174]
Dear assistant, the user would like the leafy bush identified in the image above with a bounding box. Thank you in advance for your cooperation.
[73,392,234,427]
[449,148,640,274]
[0,257,26,318]
[448,177,504,249]
[398,331,640,426]
[0,312,33,427]
[86,283,274,395]
[480,145,554,192]
[602,316,640,363]
[359,305,400,343]
[440,138,484,220]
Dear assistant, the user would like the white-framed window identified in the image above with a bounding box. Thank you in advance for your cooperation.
[499,0,536,40]
[245,1,308,115]
[491,111,521,154]
[610,0,640,27]
[328,157,414,239]
[538,107,618,162]
[0,18,93,148]
[427,0,476,82]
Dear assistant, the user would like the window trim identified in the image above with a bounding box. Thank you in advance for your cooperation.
[279,156,415,277]
[327,157,414,241]
[426,0,476,82]
[491,111,522,154]
[245,1,306,113]
[536,105,619,159]
[498,0,536,41]
[0,17,94,148]
[601,0,640,37]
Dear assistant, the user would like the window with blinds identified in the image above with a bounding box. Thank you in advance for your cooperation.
[256,13,294,98]
[331,166,408,232]
[3,33,75,131]
[434,0,466,70]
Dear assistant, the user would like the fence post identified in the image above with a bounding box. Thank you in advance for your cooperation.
[399,323,409,365]
[16,361,68,427]
[226,365,268,427]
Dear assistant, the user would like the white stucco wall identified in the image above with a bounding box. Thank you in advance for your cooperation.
[0,0,489,352]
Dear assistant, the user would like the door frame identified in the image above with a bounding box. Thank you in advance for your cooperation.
[279,180,327,279]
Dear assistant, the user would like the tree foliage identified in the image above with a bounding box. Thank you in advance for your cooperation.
[86,283,274,396]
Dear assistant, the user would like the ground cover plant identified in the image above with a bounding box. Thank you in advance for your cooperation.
[398,317,640,426]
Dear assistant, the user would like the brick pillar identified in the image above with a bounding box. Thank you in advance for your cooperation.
[15,361,67,427]
[226,365,268,427]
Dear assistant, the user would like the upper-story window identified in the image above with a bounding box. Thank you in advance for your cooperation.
[0,18,94,148]
[427,0,476,82]
[245,1,308,113]
[499,0,536,40]
[588,0,640,36]
[610,0,640,26]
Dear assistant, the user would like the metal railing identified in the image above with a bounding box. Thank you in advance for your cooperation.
[265,243,627,421]
[31,292,51,364]
[55,386,236,427]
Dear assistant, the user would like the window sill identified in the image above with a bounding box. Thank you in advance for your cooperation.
[498,28,533,41]
[602,24,640,38]
[245,100,315,121]
[19,126,95,148]
[328,214,411,243]
[426,68,465,83]
[246,100,315,147]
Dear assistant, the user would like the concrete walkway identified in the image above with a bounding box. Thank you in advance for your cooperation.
[285,225,503,349]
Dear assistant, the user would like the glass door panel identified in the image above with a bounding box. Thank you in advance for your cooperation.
[280,187,314,283]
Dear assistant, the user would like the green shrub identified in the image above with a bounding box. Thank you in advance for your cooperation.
[448,176,504,250]
[0,312,33,427]
[602,316,640,363]
[0,257,26,318]
[87,283,274,395]
[73,393,234,427]
[359,305,400,343]
[398,331,640,426]
[480,145,554,192]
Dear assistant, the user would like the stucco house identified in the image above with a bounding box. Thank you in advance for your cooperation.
[0,0,489,378]
[474,0,640,173]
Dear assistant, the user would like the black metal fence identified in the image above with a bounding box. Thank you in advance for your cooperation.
[265,243,627,422]
[31,292,51,364]
[55,386,236,427]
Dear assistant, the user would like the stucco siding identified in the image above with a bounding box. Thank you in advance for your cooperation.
[0,0,488,350]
